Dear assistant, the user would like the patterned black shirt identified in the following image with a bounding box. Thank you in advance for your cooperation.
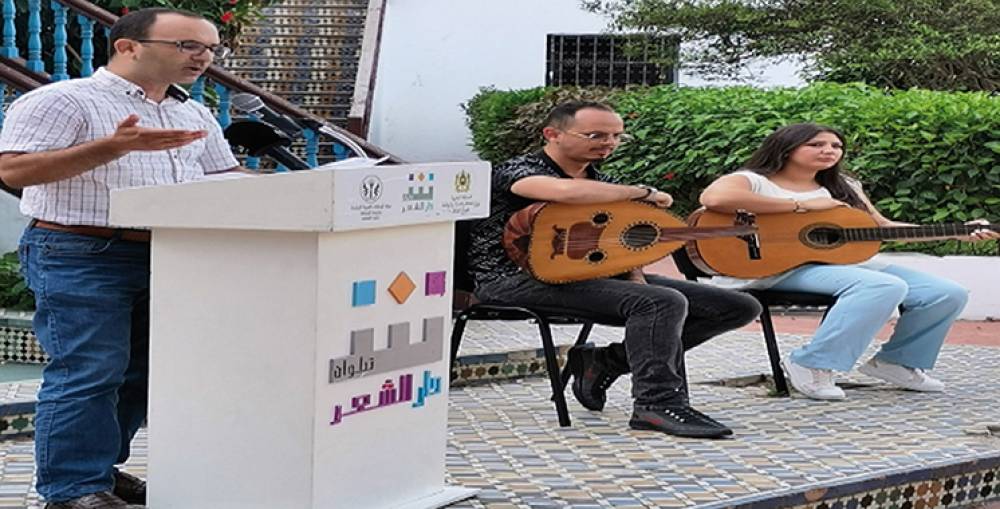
[467,151,617,288]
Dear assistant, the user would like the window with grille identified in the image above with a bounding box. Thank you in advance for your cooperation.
[546,34,677,87]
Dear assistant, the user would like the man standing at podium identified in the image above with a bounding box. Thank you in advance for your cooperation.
[467,101,762,439]
[0,8,240,509]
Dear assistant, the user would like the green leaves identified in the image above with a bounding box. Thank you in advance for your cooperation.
[466,82,1000,256]
[585,0,1000,92]
[0,252,33,311]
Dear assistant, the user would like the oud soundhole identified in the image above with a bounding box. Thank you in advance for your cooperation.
[586,250,606,264]
[621,223,659,250]
[804,226,846,248]
[591,212,611,226]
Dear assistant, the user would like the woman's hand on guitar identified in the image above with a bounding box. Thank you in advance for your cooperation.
[964,219,1000,242]
[800,197,848,211]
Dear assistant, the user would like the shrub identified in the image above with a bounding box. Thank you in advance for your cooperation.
[465,82,1000,256]
[0,252,33,311]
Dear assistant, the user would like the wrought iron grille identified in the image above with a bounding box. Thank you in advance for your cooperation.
[546,34,677,87]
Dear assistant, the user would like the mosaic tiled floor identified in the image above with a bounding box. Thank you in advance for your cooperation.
[0,323,998,508]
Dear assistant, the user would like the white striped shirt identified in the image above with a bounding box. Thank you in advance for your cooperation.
[0,67,239,226]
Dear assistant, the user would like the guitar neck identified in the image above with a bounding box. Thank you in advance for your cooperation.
[845,223,999,241]
[658,225,754,242]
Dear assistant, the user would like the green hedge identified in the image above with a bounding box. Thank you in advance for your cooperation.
[465,82,1000,256]
[0,251,33,311]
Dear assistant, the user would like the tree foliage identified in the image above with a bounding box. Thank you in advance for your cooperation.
[583,0,1000,91]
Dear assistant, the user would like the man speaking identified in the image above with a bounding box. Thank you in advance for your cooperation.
[0,8,241,508]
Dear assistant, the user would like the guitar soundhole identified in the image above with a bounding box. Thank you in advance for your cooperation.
[621,223,659,250]
[591,212,611,226]
[586,250,606,264]
[804,226,846,248]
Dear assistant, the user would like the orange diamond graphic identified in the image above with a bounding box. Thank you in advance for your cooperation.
[388,272,416,304]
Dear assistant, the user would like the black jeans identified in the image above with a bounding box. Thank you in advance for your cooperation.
[476,272,762,407]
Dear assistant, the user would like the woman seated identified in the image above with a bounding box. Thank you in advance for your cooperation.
[698,123,998,400]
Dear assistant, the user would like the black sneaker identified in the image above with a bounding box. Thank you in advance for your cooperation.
[629,405,733,439]
[568,343,622,411]
[113,469,146,505]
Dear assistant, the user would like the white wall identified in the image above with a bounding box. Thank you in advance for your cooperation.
[0,192,27,253]
[369,0,804,163]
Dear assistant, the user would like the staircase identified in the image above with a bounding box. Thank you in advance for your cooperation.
[227,0,370,129]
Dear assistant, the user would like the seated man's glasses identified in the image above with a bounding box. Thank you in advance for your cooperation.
[137,39,231,59]
[564,130,634,143]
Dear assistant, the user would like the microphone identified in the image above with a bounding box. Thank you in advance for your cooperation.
[223,120,310,171]
[230,93,303,138]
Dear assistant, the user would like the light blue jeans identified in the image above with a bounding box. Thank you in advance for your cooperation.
[19,226,150,502]
[769,264,968,372]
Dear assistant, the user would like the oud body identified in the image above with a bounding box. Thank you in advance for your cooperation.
[504,200,754,284]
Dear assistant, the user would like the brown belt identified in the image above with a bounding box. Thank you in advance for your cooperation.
[31,219,151,243]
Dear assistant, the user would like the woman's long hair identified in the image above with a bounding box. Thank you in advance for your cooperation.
[742,123,868,211]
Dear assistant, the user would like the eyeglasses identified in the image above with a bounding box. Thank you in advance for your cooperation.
[137,39,231,59]
[564,130,633,143]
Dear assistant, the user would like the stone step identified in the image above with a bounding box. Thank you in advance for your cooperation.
[229,48,360,61]
[231,69,357,82]
[238,31,364,46]
[249,82,357,94]
[240,26,364,40]
[262,6,366,16]
[260,17,365,27]
[272,0,368,6]
[226,60,358,71]
[233,47,361,58]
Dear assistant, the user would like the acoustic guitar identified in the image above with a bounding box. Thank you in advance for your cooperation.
[686,207,999,278]
[502,200,757,284]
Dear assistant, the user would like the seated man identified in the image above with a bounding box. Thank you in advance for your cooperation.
[466,101,762,438]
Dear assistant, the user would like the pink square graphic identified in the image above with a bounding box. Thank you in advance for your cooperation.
[425,271,447,296]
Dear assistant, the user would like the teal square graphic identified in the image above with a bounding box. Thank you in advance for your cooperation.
[352,280,376,307]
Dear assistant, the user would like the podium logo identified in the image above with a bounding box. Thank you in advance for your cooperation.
[454,171,471,193]
[329,317,445,384]
[359,175,383,203]
[330,370,443,426]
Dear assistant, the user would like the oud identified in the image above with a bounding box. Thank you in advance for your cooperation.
[503,200,756,284]
[687,207,999,278]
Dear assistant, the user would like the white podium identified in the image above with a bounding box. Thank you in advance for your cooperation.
[109,162,490,509]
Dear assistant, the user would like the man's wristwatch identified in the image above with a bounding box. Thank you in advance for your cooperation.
[636,184,658,200]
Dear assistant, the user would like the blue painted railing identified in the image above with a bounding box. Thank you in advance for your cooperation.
[0,0,388,172]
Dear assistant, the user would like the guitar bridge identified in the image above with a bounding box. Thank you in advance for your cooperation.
[736,210,761,260]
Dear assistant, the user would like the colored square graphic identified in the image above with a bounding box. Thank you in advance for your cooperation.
[352,280,376,307]
[388,272,416,304]
[425,271,447,296]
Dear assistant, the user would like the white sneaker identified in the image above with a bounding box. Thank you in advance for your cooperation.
[781,357,846,400]
[858,358,945,392]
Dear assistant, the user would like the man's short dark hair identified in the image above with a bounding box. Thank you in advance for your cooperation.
[544,101,616,129]
[109,8,208,56]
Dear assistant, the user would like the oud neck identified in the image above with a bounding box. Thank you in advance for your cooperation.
[845,223,998,241]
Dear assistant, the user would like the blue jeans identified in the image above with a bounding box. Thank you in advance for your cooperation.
[770,264,969,372]
[19,226,150,502]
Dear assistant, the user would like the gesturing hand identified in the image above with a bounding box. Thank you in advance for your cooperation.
[108,114,207,154]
